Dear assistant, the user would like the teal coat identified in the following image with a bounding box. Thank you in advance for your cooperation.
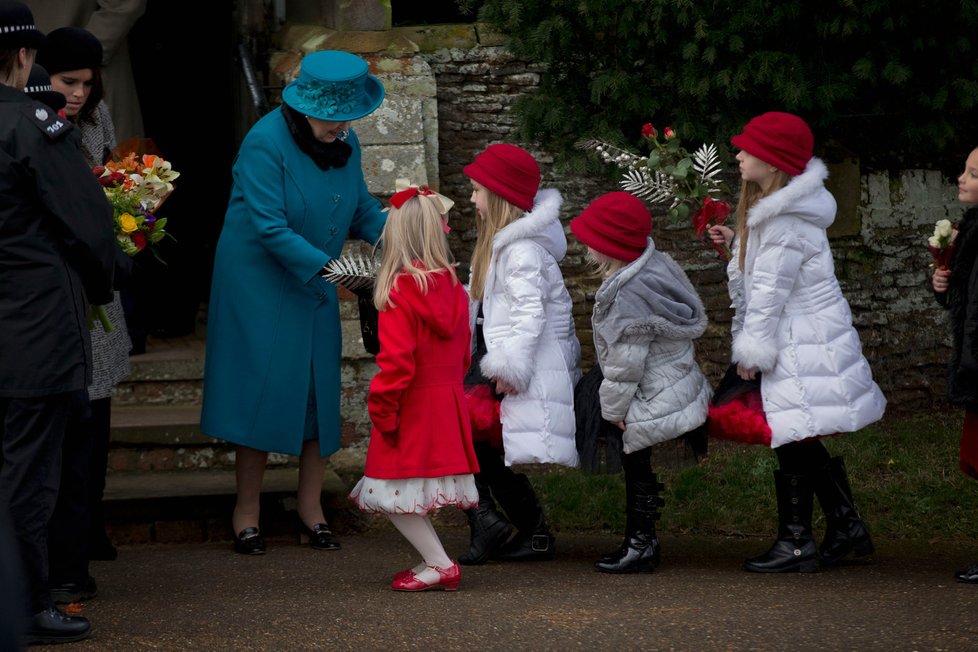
[201,108,385,455]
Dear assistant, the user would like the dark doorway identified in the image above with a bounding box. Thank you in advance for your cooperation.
[126,1,235,345]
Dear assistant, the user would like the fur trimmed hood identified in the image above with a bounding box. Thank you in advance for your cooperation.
[594,239,707,344]
[747,158,835,231]
[493,188,566,261]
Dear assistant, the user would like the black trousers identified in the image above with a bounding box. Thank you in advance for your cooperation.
[775,438,831,475]
[0,394,72,614]
[49,396,111,584]
[622,446,653,484]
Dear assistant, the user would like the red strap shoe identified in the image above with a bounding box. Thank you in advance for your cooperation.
[390,562,461,591]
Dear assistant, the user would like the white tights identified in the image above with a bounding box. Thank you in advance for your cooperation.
[388,513,453,582]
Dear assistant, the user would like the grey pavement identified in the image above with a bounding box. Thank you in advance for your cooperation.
[65,527,978,651]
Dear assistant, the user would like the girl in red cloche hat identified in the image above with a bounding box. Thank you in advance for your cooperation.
[456,144,582,565]
[349,185,479,591]
[708,112,886,573]
[931,146,978,584]
[570,192,711,574]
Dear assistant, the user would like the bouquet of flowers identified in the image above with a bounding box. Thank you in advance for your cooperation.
[927,218,957,270]
[94,150,178,257]
[579,124,732,259]
[88,142,179,331]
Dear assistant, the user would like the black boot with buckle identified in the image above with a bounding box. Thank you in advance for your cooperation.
[459,472,512,565]
[595,474,663,573]
[744,470,818,573]
[491,473,555,561]
[813,456,874,566]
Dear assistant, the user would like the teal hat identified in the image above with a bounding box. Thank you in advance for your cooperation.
[281,50,385,122]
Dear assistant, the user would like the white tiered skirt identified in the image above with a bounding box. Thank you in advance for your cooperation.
[350,474,478,515]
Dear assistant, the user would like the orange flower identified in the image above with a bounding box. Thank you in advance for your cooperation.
[142,154,159,168]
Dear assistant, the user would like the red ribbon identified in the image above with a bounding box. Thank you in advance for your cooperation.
[388,185,451,233]
[389,185,434,209]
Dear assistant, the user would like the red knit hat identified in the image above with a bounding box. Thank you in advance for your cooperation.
[731,112,813,176]
[463,144,540,211]
[570,192,651,263]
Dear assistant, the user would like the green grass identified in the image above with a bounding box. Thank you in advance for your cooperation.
[528,411,978,541]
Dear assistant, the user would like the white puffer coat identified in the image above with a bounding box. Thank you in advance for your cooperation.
[475,188,581,467]
[593,239,711,454]
[729,158,886,447]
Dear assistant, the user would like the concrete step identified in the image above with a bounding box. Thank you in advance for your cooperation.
[114,336,205,406]
[101,466,377,545]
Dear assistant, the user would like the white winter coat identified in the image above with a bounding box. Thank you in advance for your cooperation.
[728,158,886,447]
[593,239,711,454]
[475,189,581,467]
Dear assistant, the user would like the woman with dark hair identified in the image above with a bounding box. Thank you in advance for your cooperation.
[201,50,388,555]
[932,146,978,583]
[38,26,111,165]
[37,25,132,604]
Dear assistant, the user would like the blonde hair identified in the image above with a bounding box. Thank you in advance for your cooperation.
[586,248,625,279]
[468,189,525,301]
[373,195,458,310]
[735,171,790,271]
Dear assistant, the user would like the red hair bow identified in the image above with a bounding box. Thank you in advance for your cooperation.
[387,179,454,233]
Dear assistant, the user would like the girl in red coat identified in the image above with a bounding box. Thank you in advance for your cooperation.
[349,185,479,591]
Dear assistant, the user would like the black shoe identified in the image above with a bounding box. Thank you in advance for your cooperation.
[51,576,98,604]
[744,471,819,574]
[458,507,511,566]
[595,488,663,574]
[955,564,978,583]
[234,527,266,555]
[300,522,340,551]
[813,457,875,566]
[493,531,556,561]
[27,607,91,645]
[488,473,554,561]
[595,534,660,574]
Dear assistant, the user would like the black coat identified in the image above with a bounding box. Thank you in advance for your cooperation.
[937,207,978,408]
[0,84,115,398]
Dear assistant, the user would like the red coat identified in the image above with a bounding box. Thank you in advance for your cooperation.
[364,269,479,480]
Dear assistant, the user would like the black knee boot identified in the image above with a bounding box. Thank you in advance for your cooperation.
[744,471,818,573]
[595,474,663,573]
[491,473,555,561]
[458,472,512,566]
[813,457,874,565]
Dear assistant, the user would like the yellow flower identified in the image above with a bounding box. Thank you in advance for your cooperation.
[118,213,139,234]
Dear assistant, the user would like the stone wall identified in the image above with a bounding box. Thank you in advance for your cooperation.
[269,22,960,450]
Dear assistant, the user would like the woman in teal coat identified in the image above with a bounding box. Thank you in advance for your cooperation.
[202,51,387,555]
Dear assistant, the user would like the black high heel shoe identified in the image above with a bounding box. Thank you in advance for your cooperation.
[234,527,266,555]
[299,521,341,550]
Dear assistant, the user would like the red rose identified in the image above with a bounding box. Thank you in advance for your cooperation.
[641,123,656,140]
[98,171,125,188]
[664,127,676,140]
[92,165,105,177]
[692,196,730,235]
[131,232,147,251]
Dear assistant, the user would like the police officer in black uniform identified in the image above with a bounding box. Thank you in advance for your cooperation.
[0,0,116,644]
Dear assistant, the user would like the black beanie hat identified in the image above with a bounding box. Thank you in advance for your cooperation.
[37,27,102,75]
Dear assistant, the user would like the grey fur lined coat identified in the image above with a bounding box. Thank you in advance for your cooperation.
[592,238,710,454]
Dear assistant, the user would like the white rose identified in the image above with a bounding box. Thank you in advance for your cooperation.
[928,235,941,248]
[935,219,953,239]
